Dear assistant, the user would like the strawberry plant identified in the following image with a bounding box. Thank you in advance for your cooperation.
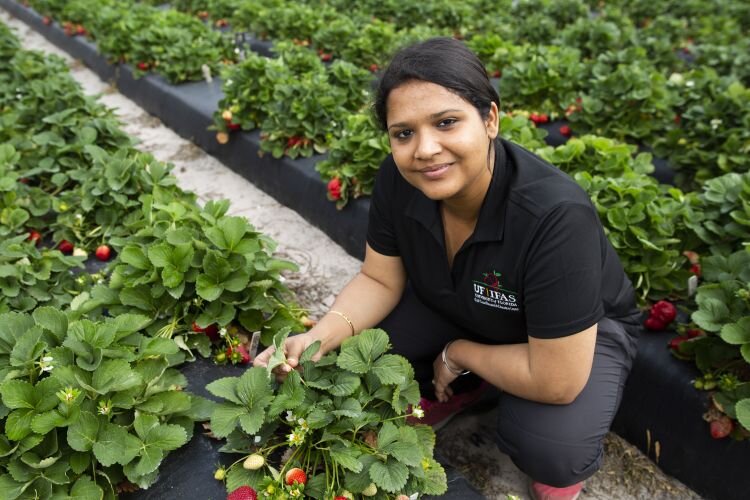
[684,171,750,254]
[80,196,305,352]
[315,112,391,209]
[0,308,213,496]
[568,48,677,143]
[676,250,750,435]
[537,135,656,178]
[208,329,447,499]
[573,171,694,302]
[652,69,750,187]
[497,44,585,112]
[0,234,86,314]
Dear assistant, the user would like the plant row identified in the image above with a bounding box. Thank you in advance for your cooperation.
[2,19,445,499]
[26,0,750,194]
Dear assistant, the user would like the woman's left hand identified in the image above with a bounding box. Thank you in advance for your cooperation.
[432,345,462,403]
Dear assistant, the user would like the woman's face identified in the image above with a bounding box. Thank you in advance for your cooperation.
[385,80,499,203]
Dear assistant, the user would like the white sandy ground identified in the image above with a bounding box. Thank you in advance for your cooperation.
[3,10,704,499]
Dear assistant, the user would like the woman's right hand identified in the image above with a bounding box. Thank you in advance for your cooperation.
[253,331,325,381]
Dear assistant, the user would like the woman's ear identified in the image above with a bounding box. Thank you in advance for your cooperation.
[485,102,500,139]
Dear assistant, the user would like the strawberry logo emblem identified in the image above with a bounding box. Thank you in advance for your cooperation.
[482,271,502,289]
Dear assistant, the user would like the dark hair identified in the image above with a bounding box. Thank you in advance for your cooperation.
[373,37,500,131]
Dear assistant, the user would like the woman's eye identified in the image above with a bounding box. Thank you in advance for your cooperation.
[438,118,457,127]
[394,129,412,140]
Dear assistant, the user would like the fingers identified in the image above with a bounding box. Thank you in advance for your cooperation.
[253,346,274,368]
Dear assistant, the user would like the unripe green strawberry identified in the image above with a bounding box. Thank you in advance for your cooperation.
[243,454,265,470]
[214,467,226,480]
[362,483,377,496]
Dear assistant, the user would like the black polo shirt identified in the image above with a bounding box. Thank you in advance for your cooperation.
[367,138,637,344]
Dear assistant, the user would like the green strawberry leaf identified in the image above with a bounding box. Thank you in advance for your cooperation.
[92,359,143,394]
[68,476,103,500]
[337,328,390,374]
[31,307,68,343]
[719,317,750,345]
[266,328,292,375]
[369,457,409,493]
[371,354,408,385]
[67,411,99,452]
[92,423,141,466]
[206,377,241,405]
[329,442,363,472]
[328,371,360,397]
[0,380,35,410]
[210,403,247,438]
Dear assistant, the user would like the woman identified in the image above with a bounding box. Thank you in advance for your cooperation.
[256,37,641,500]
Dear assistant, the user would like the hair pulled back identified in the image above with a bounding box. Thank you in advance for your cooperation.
[373,37,500,131]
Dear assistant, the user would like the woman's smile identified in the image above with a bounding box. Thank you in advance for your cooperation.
[419,162,454,179]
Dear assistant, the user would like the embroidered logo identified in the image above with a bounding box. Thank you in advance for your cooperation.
[473,270,520,312]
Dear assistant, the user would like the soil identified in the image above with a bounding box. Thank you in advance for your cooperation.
[2,10,704,499]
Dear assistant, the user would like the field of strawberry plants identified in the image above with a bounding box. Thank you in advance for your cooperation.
[0,18,449,499]
[3,0,750,497]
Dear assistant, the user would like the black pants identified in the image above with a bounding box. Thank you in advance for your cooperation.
[378,287,640,487]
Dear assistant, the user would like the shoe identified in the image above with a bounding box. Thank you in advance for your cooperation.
[528,479,583,500]
[407,381,491,430]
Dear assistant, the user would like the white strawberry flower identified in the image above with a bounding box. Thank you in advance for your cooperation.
[412,406,425,419]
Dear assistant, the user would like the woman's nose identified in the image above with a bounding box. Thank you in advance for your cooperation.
[414,130,441,160]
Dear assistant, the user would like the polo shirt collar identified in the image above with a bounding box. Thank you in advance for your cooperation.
[404,140,509,247]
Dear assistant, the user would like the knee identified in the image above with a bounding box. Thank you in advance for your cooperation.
[496,413,602,487]
[513,439,602,487]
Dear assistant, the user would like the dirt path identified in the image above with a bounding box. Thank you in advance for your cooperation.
[2,10,702,500]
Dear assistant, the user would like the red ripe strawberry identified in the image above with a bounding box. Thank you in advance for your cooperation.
[327,177,342,200]
[644,316,666,331]
[650,300,677,325]
[690,263,701,276]
[19,177,29,184]
[28,230,42,245]
[58,240,74,254]
[529,113,540,125]
[42,16,52,25]
[75,25,86,36]
[285,467,307,486]
[193,322,220,342]
[668,336,688,350]
[320,52,332,62]
[334,497,349,500]
[492,70,502,78]
[287,136,302,148]
[559,125,572,137]
[227,486,258,500]
[227,122,241,131]
[235,344,251,364]
[710,416,734,439]
[197,10,209,20]
[369,63,379,72]
[215,18,228,28]
[95,244,111,261]
[686,328,704,339]
[537,113,549,124]
[137,62,149,71]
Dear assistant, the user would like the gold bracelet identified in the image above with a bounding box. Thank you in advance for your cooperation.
[328,310,355,336]
[442,340,471,376]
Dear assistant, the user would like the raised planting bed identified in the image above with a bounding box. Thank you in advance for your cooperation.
[612,329,750,500]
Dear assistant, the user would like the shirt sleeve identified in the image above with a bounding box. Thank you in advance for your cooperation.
[366,157,400,256]
[523,202,605,338]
